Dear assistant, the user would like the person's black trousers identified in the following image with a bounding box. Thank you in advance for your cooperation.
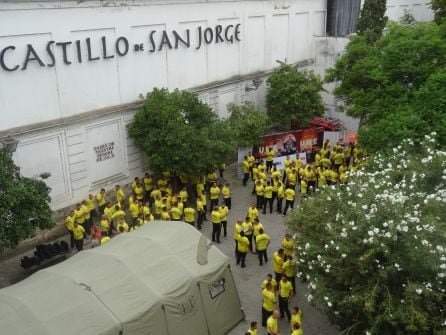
[246,234,253,252]
[197,211,203,230]
[212,223,221,242]
[236,251,247,267]
[258,249,268,265]
[242,173,249,186]
[221,221,228,237]
[210,199,218,212]
[256,195,264,209]
[277,197,283,213]
[74,238,84,251]
[283,200,294,215]
[224,197,231,210]
[262,307,273,327]
[263,197,273,214]
[279,296,291,319]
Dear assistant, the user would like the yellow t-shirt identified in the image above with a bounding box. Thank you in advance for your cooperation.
[103,206,114,221]
[242,221,253,236]
[262,289,276,312]
[285,189,295,201]
[283,260,297,277]
[287,172,297,185]
[248,207,259,221]
[236,235,249,252]
[65,215,75,231]
[100,236,111,245]
[256,233,270,250]
[255,184,265,196]
[129,203,140,218]
[219,206,229,221]
[261,278,278,290]
[282,238,294,255]
[242,160,250,173]
[252,167,259,180]
[117,221,129,232]
[143,177,153,190]
[86,197,95,212]
[278,185,285,198]
[111,209,125,221]
[211,210,221,223]
[81,204,90,220]
[234,223,242,239]
[267,316,278,334]
[247,328,258,335]
[291,310,303,330]
[210,186,220,200]
[273,252,284,273]
[247,155,255,167]
[116,188,125,203]
[100,219,110,232]
[134,186,144,200]
[72,225,85,240]
[179,190,188,202]
[279,279,293,298]
[271,170,281,180]
[96,193,106,206]
[266,150,275,162]
[291,329,304,335]
[222,186,230,199]
[253,223,264,237]
[154,200,163,215]
[161,211,170,221]
[264,185,273,199]
[170,207,182,220]
[184,207,195,222]
[150,189,161,200]
[74,208,85,224]
[196,199,204,212]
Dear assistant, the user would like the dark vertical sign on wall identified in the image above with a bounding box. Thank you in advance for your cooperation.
[326,0,361,36]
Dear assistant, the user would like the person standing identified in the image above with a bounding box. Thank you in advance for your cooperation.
[248,203,259,222]
[242,156,250,186]
[276,181,285,214]
[234,219,243,257]
[209,182,220,212]
[278,275,293,320]
[261,273,278,293]
[265,147,275,172]
[196,197,204,230]
[236,231,249,268]
[255,180,265,210]
[263,181,274,214]
[222,183,232,210]
[266,310,281,335]
[273,249,285,282]
[184,204,196,227]
[219,204,229,239]
[256,228,270,266]
[114,185,126,209]
[64,210,75,249]
[262,284,276,328]
[211,206,222,243]
[282,233,294,257]
[246,321,258,335]
[247,152,255,180]
[283,255,297,292]
[72,221,86,252]
[96,188,107,216]
[282,187,295,216]
[241,216,254,253]
[290,306,303,332]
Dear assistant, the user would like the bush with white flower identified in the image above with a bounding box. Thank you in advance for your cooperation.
[288,134,446,334]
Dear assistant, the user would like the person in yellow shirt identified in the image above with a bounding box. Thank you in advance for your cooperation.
[256,228,270,266]
[271,165,281,180]
[251,164,259,188]
[86,193,96,220]
[283,156,292,182]
[291,322,303,335]
[209,182,220,212]
[234,219,243,257]
[72,221,85,251]
[255,180,265,210]
[99,215,110,237]
[262,284,276,327]
[100,236,111,246]
[283,187,295,216]
[114,185,125,208]
[150,186,161,205]
[129,200,141,226]
[157,177,168,193]
[236,231,249,268]
[170,202,182,221]
[96,188,107,215]
[247,152,255,180]
[184,204,196,226]
[143,172,153,203]
[252,218,264,239]
[154,195,163,220]
[222,183,231,210]
[266,310,280,335]
[286,169,297,190]
[273,249,285,282]
[242,216,254,253]
[263,181,274,214]
[246,321,258,335]
[144,213,155,224]
[179,187,188,204]
[261,273,278,292]
[116,217,129,233]
[211,206,222,243]
[278,275,293,319]
[219,204,229,239]
[74,203,86,227]
[161,207,170,221]
[133,181,145,202]
[276,181,285,214]
[196,197,204,230]
[111,204,125,221]
[64,210,75,249]
[196,177,205,198]
[334,149,344,171]
[283,255,297,292]
[290,306,303,331]
[80,200,91,235]
[248,203,259,222]
[282,233,294,256]
[242,156,249,186]
[265,147,275,172]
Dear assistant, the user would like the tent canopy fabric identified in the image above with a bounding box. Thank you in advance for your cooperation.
[0,222,243,335]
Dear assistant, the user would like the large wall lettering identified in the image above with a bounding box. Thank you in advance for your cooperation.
[0,24,242,72]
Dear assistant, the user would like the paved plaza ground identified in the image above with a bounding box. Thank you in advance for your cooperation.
[0,163,338,335]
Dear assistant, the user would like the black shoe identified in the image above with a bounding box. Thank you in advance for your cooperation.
[259,263,263,266]
[241,264,246,268]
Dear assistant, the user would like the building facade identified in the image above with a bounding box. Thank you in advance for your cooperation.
[0,0,433,210]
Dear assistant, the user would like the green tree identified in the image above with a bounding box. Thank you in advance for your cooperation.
[287,135,446,334]
[356,0,388,43]
[431,0,446,24]
[326,22,446,151]
[0,148,53,252]
[128,88,234,177]
[227,101,269,148]
[266,65,325,128]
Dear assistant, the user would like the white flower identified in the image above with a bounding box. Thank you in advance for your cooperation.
[341,254,347,258]
[307,294,313,302]
[416,288,422,295]
[327,301,332,307]
[305,242,310,250]
[324,296,329,301]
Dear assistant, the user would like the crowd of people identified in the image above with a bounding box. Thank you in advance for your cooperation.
[62,138,361,335]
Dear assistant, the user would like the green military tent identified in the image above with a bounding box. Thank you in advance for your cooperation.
[0,221,244,335]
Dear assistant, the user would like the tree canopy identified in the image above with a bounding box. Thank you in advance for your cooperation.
[227,101,269,148]
[356,0,388,43]
[0,148,53,252]
[431,0,446,24]
[266,64,325,128]
[127,88,234,177]
[288,134,446,334]
[325,21,446,151]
